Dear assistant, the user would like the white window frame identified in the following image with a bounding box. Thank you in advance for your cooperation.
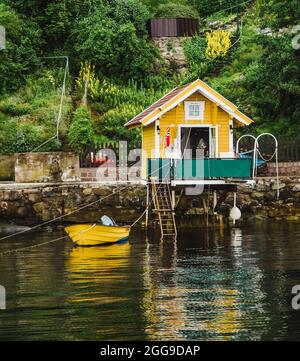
[178,124,217,158]
[184,101,205,121]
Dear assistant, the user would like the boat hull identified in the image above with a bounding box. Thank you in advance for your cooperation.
[65,224,130,246]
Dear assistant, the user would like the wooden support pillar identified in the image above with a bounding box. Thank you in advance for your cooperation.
[145,183,150,229]
[171,189,175,210]
[213,191,217,212]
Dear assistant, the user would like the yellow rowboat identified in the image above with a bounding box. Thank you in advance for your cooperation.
[64,224,131,246]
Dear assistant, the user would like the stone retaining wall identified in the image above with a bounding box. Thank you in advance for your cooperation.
[0,155,15,181]
[0,183,146,225]
[15,152,80,183]
[1,177,300,226]
[267,162,300,176]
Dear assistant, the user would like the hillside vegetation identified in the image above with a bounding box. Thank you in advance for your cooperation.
[0,0,299,153]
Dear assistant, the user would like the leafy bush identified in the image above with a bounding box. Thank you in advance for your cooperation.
[0,3,42,94]
[0,102,31,116]
[183,36,207,65]
[154,2,198,18]
[191,0,251,17]
[68,106,95,152]
[94,104,143,146]
[72,3,158,82]
[0,118,48,154]
[111,0,150,35]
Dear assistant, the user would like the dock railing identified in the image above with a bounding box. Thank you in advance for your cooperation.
[147,158,253,183]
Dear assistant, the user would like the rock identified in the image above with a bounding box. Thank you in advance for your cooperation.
[264,191,277,201]
[27,193,42,203]
[292,184,300,192]
[0,201,8,210]
[268,209,278,218]
[82,187,92,196]
[279,189,293,200]
[93,187,112,196]
[250,200,260,207]
[255,183,268,192]
[17,206,27,217]
[251,192,265,201]
[64,192,82,208]
[33,202,44,214]
[272,182,285,191]
[3,191,22,201]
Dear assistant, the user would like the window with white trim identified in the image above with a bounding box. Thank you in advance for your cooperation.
[185,101,205,121]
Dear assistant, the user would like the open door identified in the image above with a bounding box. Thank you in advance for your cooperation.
[181,127,210,158]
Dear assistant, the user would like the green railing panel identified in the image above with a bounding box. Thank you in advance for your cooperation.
[147,158,252,180]
[174,159,252,179]
[147,158,171,181]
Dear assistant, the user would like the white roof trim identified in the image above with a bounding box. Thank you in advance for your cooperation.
[143,84,239,126]
[232,112,250,125]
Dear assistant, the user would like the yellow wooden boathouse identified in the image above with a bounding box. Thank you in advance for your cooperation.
[125,79,254,186]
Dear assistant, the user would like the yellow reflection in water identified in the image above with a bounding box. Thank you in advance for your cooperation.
[66,242,131,304]
[142,235,243,340]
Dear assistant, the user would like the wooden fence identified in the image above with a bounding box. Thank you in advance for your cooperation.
[148,18,199,38]
[80,142,140,168]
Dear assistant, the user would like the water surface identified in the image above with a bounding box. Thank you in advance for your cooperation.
[0,221,300,340]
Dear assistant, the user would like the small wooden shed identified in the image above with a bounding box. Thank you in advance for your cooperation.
[125,79,253,185]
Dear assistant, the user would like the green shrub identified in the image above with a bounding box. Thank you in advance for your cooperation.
[94,104,143,146]
[0,3,42,94]
[154,2,198,18]
[0,118,47,154]
[0,102,31,116]
[72,4,158,82]
[68,106,95,152]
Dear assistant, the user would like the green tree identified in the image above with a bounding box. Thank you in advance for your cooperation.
[72,5,157,82]
[154,2,198,18]
[68,106,95,152]
[190,0,251,17]
[0,3,42,93]
[241,34,300,136]
[252,0,300,29]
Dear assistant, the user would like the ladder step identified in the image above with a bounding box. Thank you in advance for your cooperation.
[151,182,177,239]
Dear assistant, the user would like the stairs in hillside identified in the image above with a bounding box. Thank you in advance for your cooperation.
[150,181,177,239]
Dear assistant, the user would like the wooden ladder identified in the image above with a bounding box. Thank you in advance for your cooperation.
[151,181,177,239]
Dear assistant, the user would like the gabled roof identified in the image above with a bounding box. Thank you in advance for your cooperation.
[125,79,253,128]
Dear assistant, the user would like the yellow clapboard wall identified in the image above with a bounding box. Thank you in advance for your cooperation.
[142,123,155,179]
[141,93,231,178]
[158,93,230,156]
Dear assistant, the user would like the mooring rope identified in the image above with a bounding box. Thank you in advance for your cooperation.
[0,149,180,255]
[0,186,128,242]
[0,235,69,257]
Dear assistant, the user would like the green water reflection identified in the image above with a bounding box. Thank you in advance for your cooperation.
[0,221,300,340]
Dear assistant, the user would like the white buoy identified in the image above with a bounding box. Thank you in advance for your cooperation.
[230,193,241,225]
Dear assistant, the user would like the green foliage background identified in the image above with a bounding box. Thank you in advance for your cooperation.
[0,0,300,153]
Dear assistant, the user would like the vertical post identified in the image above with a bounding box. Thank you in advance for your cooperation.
[233,192,237,226]
[276,145,279,200]
[145,183,150,230]
[213,191,217,212]
[171,189,175,210]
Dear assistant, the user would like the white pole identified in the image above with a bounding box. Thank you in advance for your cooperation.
[276,145,279,200]
[233,192,236,226]
[145,184,150,229]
